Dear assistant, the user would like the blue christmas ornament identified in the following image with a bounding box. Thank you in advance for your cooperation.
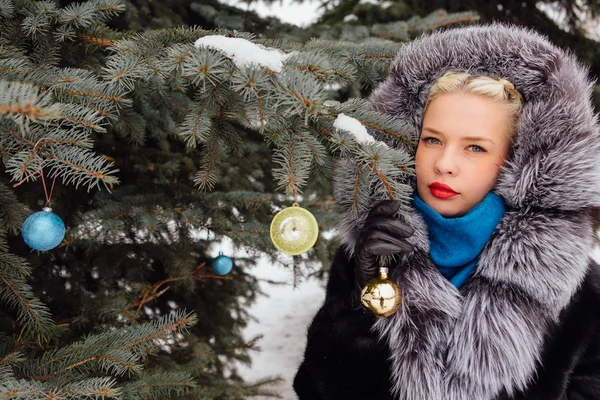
[22,207,65,251]
[212,252,233,275]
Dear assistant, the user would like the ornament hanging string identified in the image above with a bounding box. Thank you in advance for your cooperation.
[13,166,58,207]
[12,137,59,207]
[39,169,57,207]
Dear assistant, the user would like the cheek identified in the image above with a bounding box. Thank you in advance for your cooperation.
[474,159,503,187]
[415,146,426,172]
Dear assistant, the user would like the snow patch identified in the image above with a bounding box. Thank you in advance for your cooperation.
[536,0,600,41]
[219,0,322,28]
[194,35,291,73]
[334,113,374,143]
[324,83,343,91]
[343,14,358,22]
[204,234,326,399]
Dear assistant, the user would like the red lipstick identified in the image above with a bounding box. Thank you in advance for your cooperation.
[429,182,458,199]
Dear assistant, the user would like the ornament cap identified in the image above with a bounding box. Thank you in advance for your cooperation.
[42,206,52,212]
[379,267,389,279]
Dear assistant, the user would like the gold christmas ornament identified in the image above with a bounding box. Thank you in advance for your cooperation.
[270,202,319,255]
[360,267,402,318]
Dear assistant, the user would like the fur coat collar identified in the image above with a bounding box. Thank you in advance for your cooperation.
[333,23,600,400]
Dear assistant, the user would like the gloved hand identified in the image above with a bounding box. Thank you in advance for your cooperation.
[353,200,414,302]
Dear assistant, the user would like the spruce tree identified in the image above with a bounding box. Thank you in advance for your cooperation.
[318,0,600,107]
[0,0,476,398]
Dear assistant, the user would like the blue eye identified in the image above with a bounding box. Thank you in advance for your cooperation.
[468,145,487,153]
[422,137,440,144]
[422,136,487,153]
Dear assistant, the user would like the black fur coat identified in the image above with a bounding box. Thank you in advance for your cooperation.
[293,23,600,400]
[293,248,600,399]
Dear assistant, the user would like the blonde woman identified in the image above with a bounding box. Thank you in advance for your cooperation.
[294,24,600,400]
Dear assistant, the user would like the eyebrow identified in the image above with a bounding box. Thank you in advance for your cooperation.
[422,127,495,144]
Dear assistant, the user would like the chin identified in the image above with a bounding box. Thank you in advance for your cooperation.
[427,198,466,218]
[435,208,463,218]
[440,210,465,218]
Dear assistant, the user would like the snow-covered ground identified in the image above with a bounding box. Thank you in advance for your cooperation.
[209,237,326,399]
[235,256,325,398]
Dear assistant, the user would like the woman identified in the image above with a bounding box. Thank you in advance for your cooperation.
[293,23,600,400]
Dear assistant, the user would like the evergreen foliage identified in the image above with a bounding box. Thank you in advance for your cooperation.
[0,0,478,398]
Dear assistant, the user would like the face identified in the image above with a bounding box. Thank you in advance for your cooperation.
[415,91,513,218]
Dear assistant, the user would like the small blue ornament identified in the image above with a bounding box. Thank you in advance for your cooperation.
[22,207,65,251]
[212,252,233,275]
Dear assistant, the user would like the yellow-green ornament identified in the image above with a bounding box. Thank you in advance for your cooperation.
[270,202,319,255]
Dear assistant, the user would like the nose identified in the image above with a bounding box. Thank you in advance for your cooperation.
[433,148,458,175]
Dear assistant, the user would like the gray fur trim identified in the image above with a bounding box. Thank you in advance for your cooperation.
[333,23,600,399]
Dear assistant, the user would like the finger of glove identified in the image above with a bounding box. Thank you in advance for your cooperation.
[361,232,414,255]
[367,200,402,218]
[364,216,414,238]
[356,234,410,268]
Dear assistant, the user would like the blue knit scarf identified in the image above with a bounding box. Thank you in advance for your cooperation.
[412,191,506,288]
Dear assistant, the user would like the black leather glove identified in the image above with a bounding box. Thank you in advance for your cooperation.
[353,200,415,304]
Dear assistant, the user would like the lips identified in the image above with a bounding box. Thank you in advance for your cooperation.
[429,182,458,199]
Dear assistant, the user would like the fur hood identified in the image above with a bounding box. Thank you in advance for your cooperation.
[332,23,600,400]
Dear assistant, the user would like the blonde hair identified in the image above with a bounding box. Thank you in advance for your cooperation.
[425,72,524,135]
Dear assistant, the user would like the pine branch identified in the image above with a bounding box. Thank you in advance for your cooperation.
[272,130,313,198]
[0,81,61,123]
[55,103,107,133]
[0,181,28,235]
[5,144,119,193]
[274,70,325,123]
[112,108,146,145]
[24,311,197,380]
[0,252,56,343]
[0,59,31,81]
[286,49,358,84]
[101,29,423,197]
[75,32,114,47]
[0,365,13,383]
[120,372,196,400]
[230,66,271,101]
[22,13,51,40]
[181,49,231,89]
[295,129,327,166]
[61,0,125,29]
[51,86,130,110]
[0,0,14,19]
[0,379,46,399]
[193,134,224,191]
[178,102,211,148]
[103,52,151,92]
[0,376,120,399]
[44,146,119,191]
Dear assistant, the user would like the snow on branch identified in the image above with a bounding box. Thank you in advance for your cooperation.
[333,113,373,143]
[194,35,292,73]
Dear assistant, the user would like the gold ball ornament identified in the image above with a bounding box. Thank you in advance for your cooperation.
[270,202,319,255]
[361,267,402,318]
